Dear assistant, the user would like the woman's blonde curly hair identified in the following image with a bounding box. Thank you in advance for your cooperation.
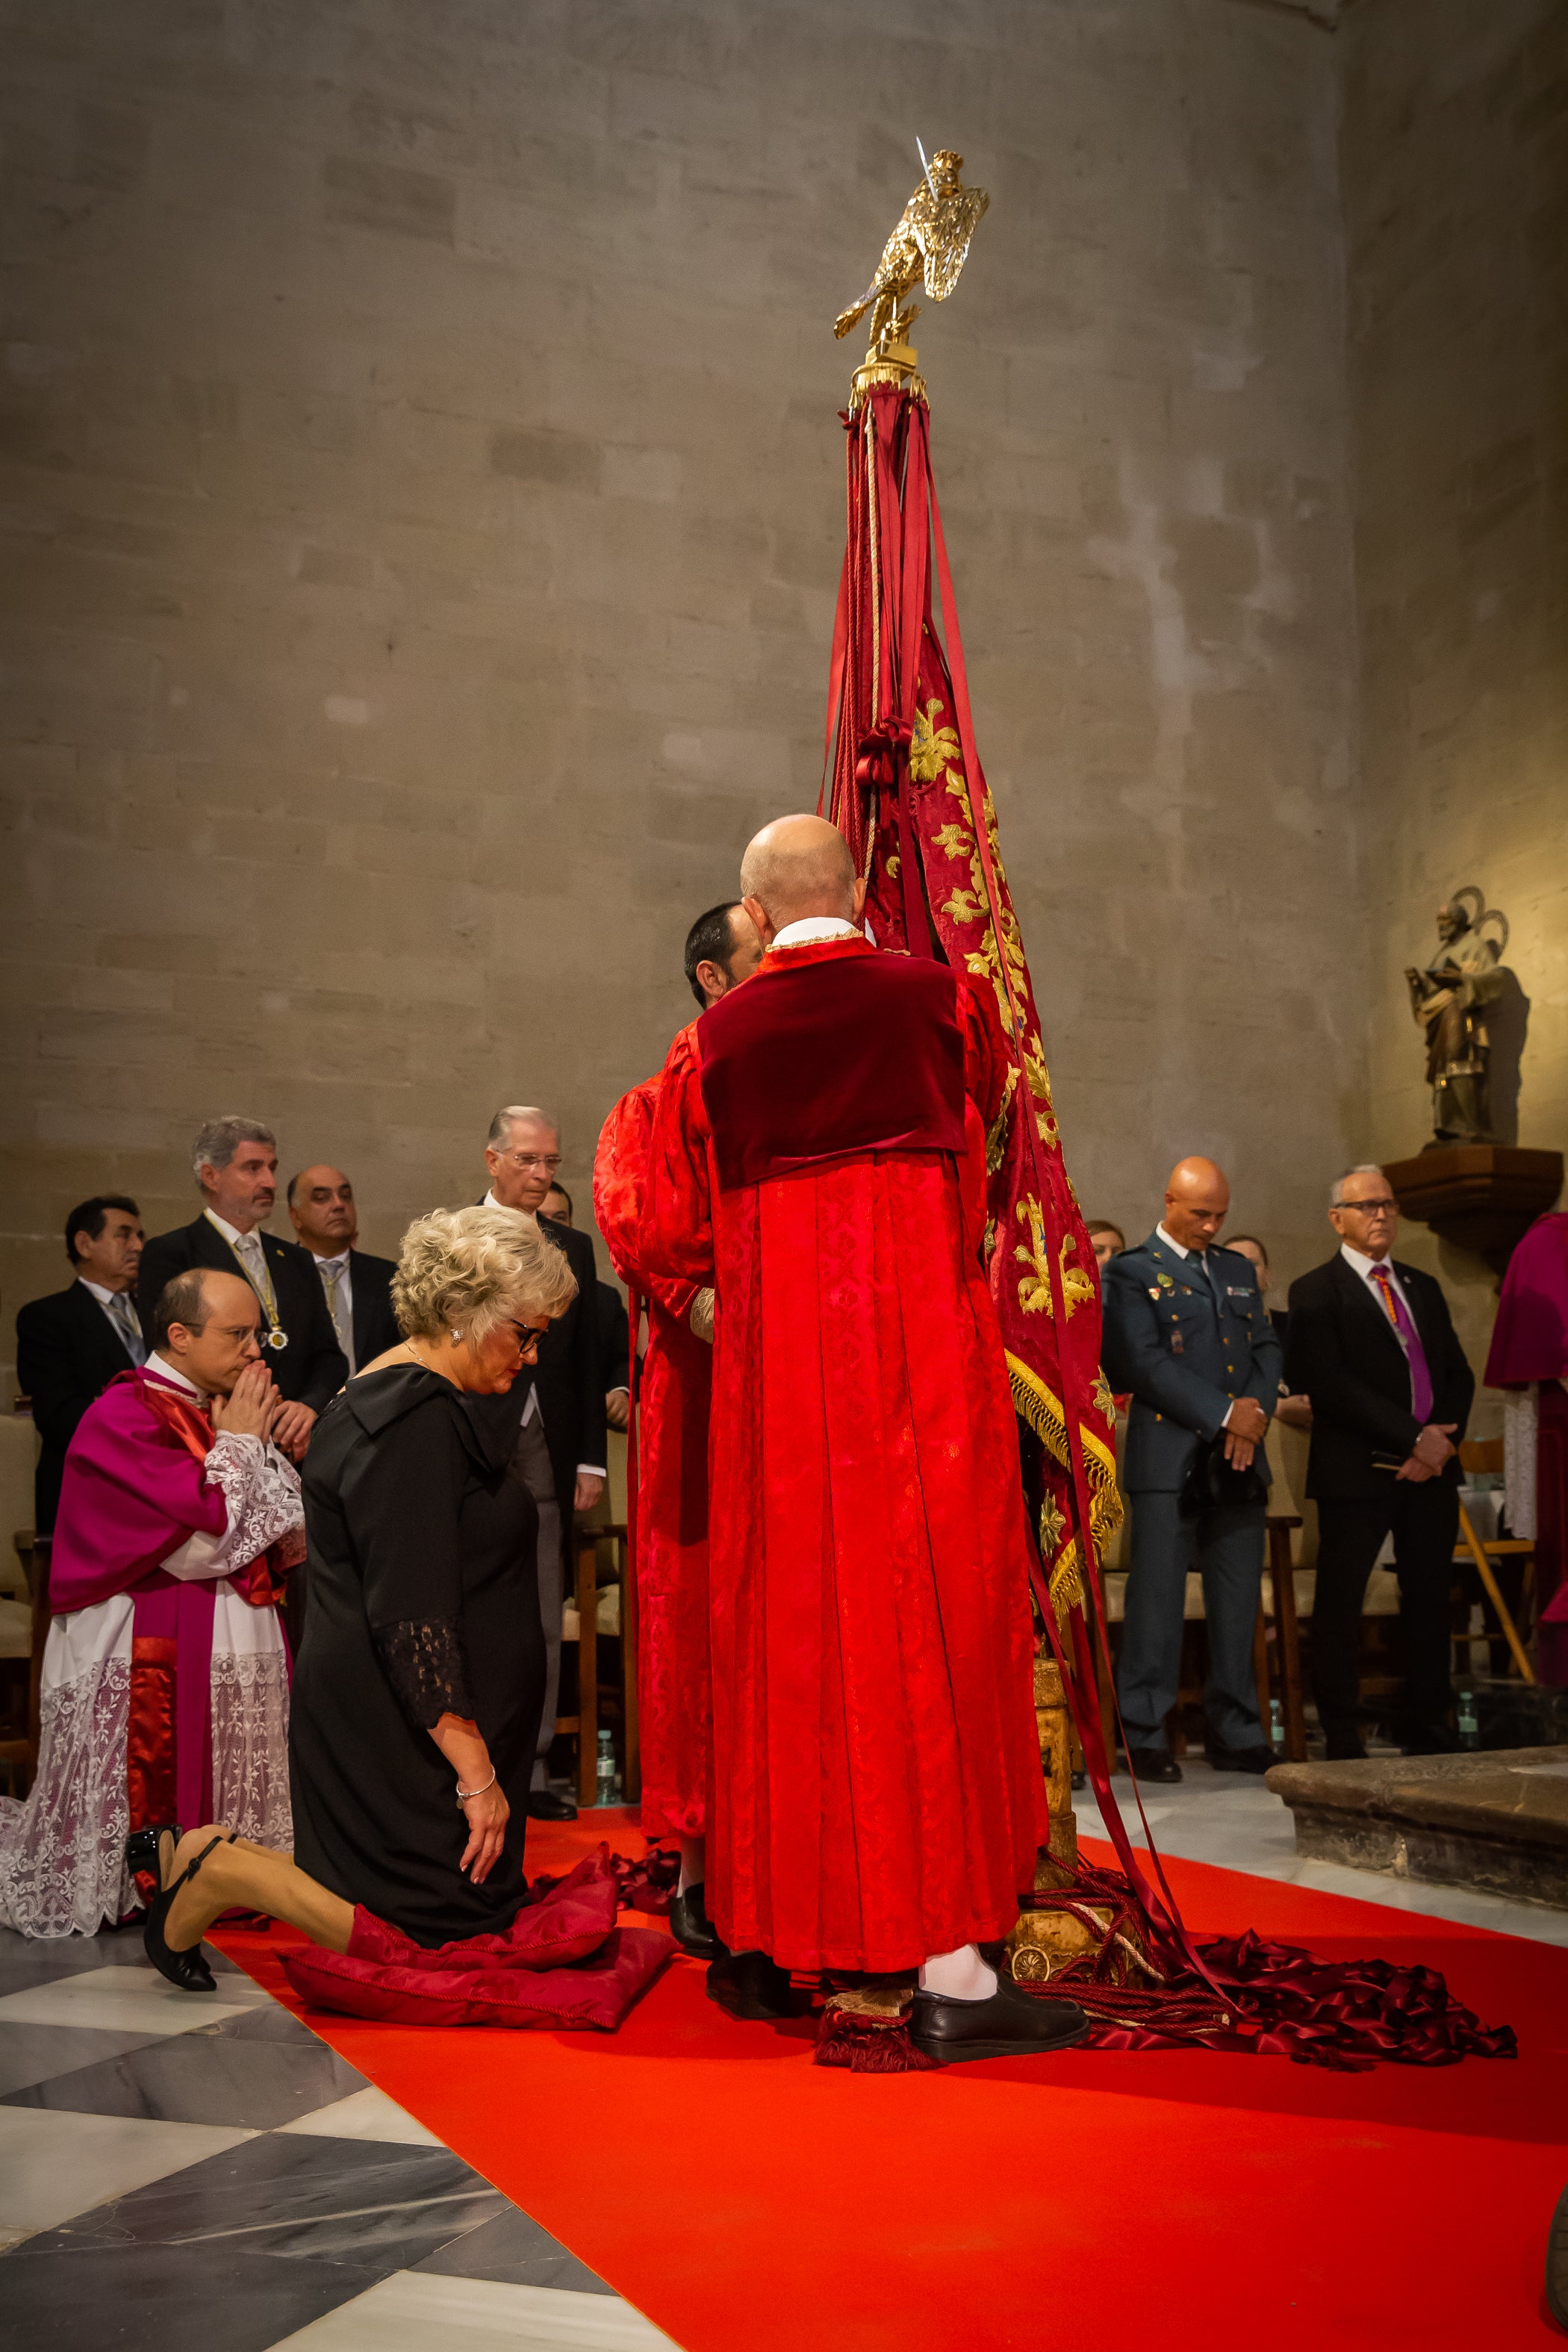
[392,1205,577,1344]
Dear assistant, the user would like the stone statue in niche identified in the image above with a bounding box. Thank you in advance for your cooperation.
[1404,889,1513,1145]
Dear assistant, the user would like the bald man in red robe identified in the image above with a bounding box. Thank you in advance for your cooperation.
[640,816,1086,2063]
[593,903,762,1959]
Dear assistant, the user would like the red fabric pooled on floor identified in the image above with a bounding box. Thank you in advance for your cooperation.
[276,1848,674,2028]
[215,1816,1568,2351]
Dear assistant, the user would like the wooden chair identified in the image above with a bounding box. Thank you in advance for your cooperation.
[1452,1437,1535,1684]
[555,1523,641,1808]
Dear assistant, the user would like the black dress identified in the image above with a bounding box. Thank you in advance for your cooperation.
[290,1365,544,1947]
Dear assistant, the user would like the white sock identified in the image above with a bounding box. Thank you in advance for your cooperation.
[677,1836,705,1897]
[918,1944,998,2001]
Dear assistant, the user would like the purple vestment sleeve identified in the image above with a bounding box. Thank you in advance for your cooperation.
[49,1379,226,1616]
[1484,1213,1568,1387]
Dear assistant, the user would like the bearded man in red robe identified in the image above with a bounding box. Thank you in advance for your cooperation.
[593,902,762,1959]
[639,815,1087,2064]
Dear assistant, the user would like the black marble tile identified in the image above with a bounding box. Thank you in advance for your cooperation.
[1,2014,367,2126]
[0,2019,169,2097]
[210,1997,341,2047]
[0,1924,146,1995]
[44,2128,508,2265]
[415,2200,615,2293]
[0,2239,391,2352]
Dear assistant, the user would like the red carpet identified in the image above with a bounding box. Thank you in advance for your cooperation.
[216,1817,1568,2350]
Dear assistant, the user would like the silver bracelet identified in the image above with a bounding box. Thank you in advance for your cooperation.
[455,1769,497,1806]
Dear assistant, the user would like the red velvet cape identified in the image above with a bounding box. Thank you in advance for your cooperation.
[639,936,1045,1973]
[594,1057,715,1842]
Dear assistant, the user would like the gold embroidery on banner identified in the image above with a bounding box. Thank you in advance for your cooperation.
[985,1065,1017,1174]
[1014,1202,1096,1321]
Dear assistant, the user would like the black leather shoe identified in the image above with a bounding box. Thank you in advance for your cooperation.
[911,1976,1090,2065]
[1125,1747,1182,1785]
[668,1883,727,1961]
[526,1789,578,1822]
[1325,1741,1367,1762]
[706,1950,794,2020]
[1207,1743,1276,1775]
[1402,1729,1460,1757]
[1546,2179,1568,2331]
[133,1829,231,1993]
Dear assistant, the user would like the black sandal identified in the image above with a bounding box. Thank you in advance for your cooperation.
[131,1829,234,1992]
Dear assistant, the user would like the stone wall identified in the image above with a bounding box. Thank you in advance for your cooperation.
[1343,0,1568,1397]
[1,0,1356,1386]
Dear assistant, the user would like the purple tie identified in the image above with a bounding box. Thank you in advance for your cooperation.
[1370,1265,1434,1422]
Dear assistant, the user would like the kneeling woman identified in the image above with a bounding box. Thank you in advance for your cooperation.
[137,1204,577,1980]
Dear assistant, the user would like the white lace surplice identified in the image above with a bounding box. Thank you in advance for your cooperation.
[0,1429,301,1938]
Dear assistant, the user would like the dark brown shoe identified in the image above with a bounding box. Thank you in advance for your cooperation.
[706,1950,794,2020]
[910,1976,1090,2065]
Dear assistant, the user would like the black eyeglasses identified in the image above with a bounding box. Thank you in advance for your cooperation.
[509,1322,547,1355]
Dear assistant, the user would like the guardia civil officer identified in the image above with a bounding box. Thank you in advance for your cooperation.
[1101,1156,1282,1782]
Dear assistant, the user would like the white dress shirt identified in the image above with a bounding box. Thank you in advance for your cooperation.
[771,916,861,948]
[482,1191,603,1478]
[78,1277,143,1353]
[1339,1242,1416,1348]
[311,1246,355,1373]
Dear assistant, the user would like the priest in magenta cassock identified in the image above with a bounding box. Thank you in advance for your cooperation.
[638,814,1087,2065]
[0,1267,302,1938]
[1485,1210,1568,1687]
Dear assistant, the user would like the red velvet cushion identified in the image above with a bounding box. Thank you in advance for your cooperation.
[281,1923,674,2030]
[343,1853,617,1976]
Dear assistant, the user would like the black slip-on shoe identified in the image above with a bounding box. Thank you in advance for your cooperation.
[1207,1743,1276,1775]
[1546,2180,1568,2331]
[911,1976,1090,2065]
[706,1950,794,2021]
[1125,1747,1182,1785]
[526,1788,579,1821]
[669,1883,728,1961]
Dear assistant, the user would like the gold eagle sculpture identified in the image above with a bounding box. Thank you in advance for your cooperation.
[833,148,989,359]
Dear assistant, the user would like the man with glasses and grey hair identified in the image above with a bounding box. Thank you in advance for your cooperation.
[1284,1163,1475,1758]
[137,1119,346,1465]
[479,1106,606,1821]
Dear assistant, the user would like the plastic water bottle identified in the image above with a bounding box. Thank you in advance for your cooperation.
[1457,1690,1479,1750]
[596,1729,616,1806]
[1269,1699,1284,1753]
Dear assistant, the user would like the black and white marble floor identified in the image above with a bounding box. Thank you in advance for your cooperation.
[0,1923,677,2350]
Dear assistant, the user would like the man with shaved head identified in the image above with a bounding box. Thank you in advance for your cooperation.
[1101,1156,1283,1781]
[638,814,1086,2065]
[287,1164,400,1376]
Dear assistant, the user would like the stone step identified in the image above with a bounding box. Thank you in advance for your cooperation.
[1266,1746,1568,1910]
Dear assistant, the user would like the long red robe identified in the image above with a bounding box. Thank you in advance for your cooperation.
[594,1063,714,1842]
[640,934,1045,1973]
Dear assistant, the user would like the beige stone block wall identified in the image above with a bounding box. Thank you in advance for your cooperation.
[1343,0,1568,1418]
[1,1,1357,1401]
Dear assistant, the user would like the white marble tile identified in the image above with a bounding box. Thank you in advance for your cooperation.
[0,1964,264,2037]
[279,2086,445,2146]
[0,2105,255,2233]
[261,2268,680,2350]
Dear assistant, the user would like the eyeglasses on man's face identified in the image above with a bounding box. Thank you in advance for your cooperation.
[1340,1197,1397,1219]
[497,1151,561,1172]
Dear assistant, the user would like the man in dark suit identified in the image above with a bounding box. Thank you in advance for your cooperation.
[286,1163,401,1374]
[1102,1156,1283,1782]
[16,1195,146,1535]
[482,1107,606,1822]
[137,1118,346,1462]
[544,1178,634,1434]
[1285,1163,1474,1758]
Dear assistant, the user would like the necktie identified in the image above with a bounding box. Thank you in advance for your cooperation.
[320,1260,354,1372]
[1189,1251,1216,1304]
[1369,1265,1434,1422]
[108,1292,146,1366]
